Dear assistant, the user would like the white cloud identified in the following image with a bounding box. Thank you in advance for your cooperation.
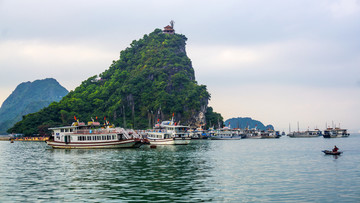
[0,40,118,104]
[328,0,360,18]
[209,84,360,132]
[189,38,359,84]
[0,0,359,132]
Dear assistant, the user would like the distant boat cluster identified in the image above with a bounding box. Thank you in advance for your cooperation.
[43,121,285,149]
[5,117,350,149]
[288,127,350,138]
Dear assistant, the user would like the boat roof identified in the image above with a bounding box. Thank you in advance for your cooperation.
[163,124,190,128]
[48,126,78,130]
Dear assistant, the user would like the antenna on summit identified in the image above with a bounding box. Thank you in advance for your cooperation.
[170,20,175,28]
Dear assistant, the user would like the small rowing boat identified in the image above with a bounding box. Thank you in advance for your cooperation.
[322,150,342,155]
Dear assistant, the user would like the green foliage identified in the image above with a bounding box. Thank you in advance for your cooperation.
[8,29,222,135]
[205,107,224,129]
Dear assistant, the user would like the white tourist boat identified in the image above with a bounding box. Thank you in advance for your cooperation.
[210,126,242,140]
[287,129,322,138]
[189,125,208,139]
[323,127,350,138]
[260,129,281,138]
[146,120,191,145]
[242,128,262,139]
[46,121,145,149]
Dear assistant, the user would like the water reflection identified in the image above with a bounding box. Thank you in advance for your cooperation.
[44,141,215,202]
[1,136,360,202]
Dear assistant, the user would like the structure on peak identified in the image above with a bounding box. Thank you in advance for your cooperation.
[163,20,175,34]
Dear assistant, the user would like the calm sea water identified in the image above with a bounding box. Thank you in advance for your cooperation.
[1,134,360,202]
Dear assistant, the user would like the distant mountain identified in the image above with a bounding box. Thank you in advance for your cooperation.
[225,117,274,130]
[0,78,68,134]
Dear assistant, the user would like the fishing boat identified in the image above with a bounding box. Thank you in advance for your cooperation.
[322,150,342,155]
[323,127,350,138]
[209,126,242,140]
[46,121,145,149]
[288,129,322,138]
[146,120,191,145]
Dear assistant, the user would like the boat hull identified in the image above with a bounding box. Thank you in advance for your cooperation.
[174,137,191,145]
[210,136,242,140]
[322,150,342,155]
[147,138,175,145]
[289,135,319,138]
[244,136,261,139]
[147,137,191,145]
[323,134,350,138]
[46,139,143,149]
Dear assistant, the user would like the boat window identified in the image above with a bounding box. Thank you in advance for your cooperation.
[107,135,111,140]
[87,136,91,140]
[112,135,115,140]
[70,129,73,132]
[97,136,101,140]
[65,129,69,132]
[93,136,96,140]
[61,129,64,132]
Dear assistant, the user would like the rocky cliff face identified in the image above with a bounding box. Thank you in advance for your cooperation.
[0,78,68,134]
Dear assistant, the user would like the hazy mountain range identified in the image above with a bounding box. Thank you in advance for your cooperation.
[0,78,68,134]
[225,117,274,130]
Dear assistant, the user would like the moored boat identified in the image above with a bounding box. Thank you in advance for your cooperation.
[46,121,145,149]
[242,128,261,139]
[190,125,208,139]
[210,126,241,140]
[146,120,191,145]
[288,129,322,138]
[260,129,281,139]
[323,127,350,138]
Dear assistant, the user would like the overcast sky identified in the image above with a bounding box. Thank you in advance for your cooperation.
[1,0,359,132]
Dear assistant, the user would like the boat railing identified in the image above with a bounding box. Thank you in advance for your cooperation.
[146,129,169,133]
[74,128,118,134]
[126,129,142,139]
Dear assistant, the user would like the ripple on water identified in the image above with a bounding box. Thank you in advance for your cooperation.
[1,137,360,202]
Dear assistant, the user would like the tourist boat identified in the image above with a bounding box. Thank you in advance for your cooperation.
[146,120,191,145]
[46,121,145,149]
[322,150,342,155]
[209,126,242,140]
[190,126,208,139]
[242,128,262,139]
[288,129,322,138]
[260,129,281,139]
[323,127,350,138]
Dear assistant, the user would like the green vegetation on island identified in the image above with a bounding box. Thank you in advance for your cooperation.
[8,28,223,135]
[225,117,274,130]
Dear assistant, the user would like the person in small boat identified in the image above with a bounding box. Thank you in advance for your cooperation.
[332,145,339,152]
